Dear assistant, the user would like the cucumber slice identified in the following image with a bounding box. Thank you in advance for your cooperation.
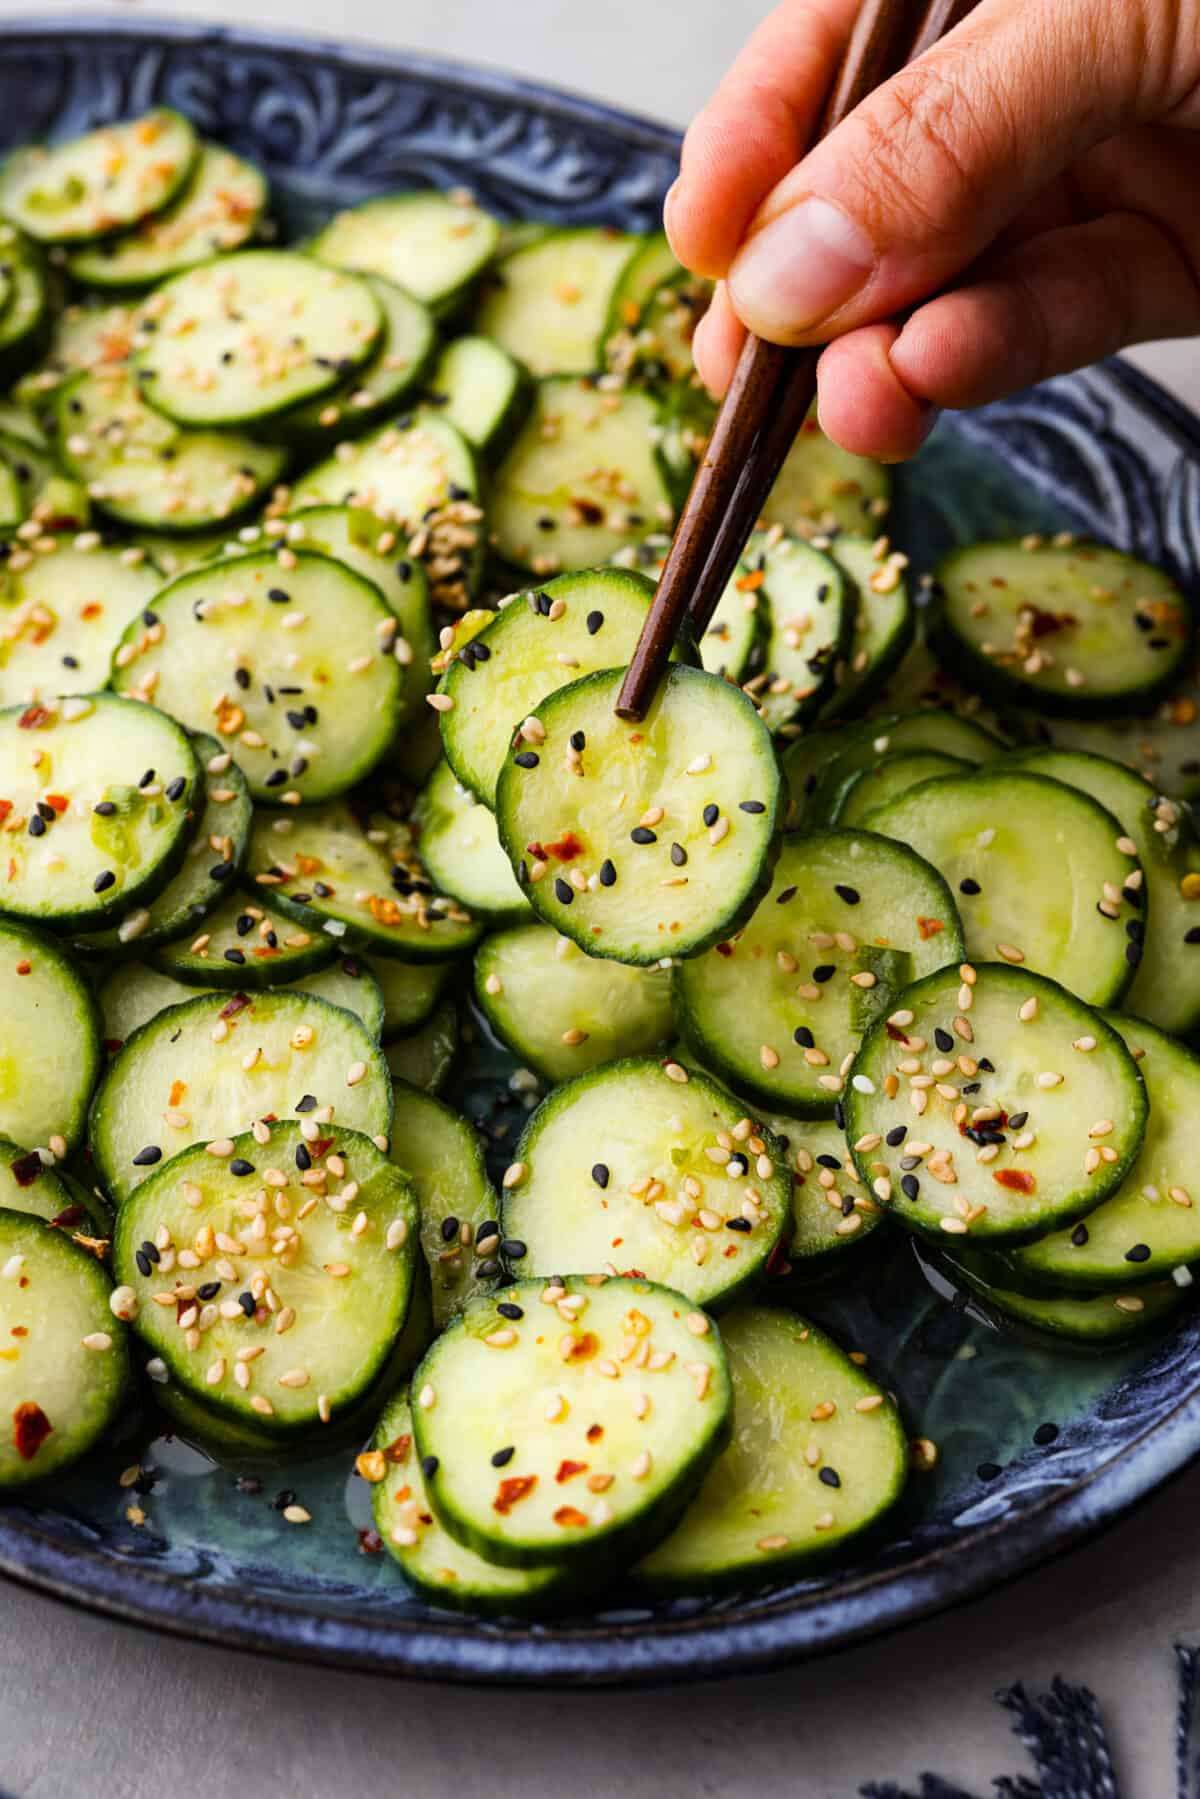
[368,954,453,1042]
[389,1081,499,1331]
[496,665,782,965]
[0,1137,80,1227]
[112,1120,418,1438]
[0,401,47,451]
[932,538,1194,717]
[311,191,501,312]
[424,334,530,459]
[0,110,197,243]
[290,412,483,608]
[0,693,200,929]
[66,144,267,287]
[602,232,682,347]
[438,566,671,806]
[134,251,382,428]
[0,461,21,533]
[90,988,392,1205]
[13,296,144,405]
[1004,746,1200,1035]
[931,1243,1182,1346]
[845,962,1147,1244]
[110,550,403,803]
[818,534,916,720]
[790,709,1005,829]
[56,367,287,533]
[73,735,252,958]
[0,227,50,382]
[638,1308,906,1590]
[675,829,963,1115]
[150,889,337,989]
[620,274,710,384]
[489,378,674,575]
[475,924,673,1083]
[0,1210,130,1489]
[383,998,458,1095]
[271,275,435,444]
[0,921,99,1152]
[1008,1014,1200,1289]
[127,526,240,576]
[614,538,764,683]
[866,768,1141,1007]
[475,228,638,375]
[0,538,160,705]
[763,410,891,536]
[371,1390,568,1612]
[1031,692,1200,804]
[247,803,480,961]
[413,762,528,918]
[504,1057,791,1309]
[411,1275,732,1570]
[748,530,850,735]
[756,1111,886,1272]
[833,752,971,826]
[287,505,434,731]
[97,955,385,1049]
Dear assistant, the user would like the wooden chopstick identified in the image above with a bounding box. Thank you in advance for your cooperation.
[615,0,979,720]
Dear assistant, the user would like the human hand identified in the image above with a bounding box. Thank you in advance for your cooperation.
[665,0,1200,460]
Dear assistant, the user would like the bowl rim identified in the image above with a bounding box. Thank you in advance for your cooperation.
[1,11,1199,1687]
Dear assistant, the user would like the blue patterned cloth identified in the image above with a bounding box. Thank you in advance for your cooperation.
[861,1648,1200,1798]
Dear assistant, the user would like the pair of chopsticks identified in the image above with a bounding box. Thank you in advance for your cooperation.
[616,0,979,720]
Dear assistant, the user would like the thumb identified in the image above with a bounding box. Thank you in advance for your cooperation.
[726,0,1160,344]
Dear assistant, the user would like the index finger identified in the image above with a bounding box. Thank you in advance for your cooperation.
[666,0,860,279]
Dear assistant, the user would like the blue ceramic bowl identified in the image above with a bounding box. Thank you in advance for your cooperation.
[1,14,1199,1686]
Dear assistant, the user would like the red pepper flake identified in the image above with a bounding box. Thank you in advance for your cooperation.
[168,1079,187,1107]
[560,1331,599,1363]
[555,1459,588,1484]
[586,1424,604,1443]
[14,961,30,976]
[735,569,765,593]
[252,946,280,959]
[43,794,69,814]
[715,942,734,958]
[6,861,14,884]
[219,992,251,1019]
[10,1326,26,1338]
[383,1433,411,1464]
[17,705,51,730]
[311,1137,334,1159]
[80,602,103,620]
[1024,605,1077,639]
[553,1505,589,1528]
[916,917,945,940]
[994,1169,1036,1194]
[10,1152,43,1187]
[13,1402,51,1461]
[103,1038,125,1055]
[766,1235,792,1280]
[524,842,548,863]
[0,802,10,824]
[493,1475,537,1515]
[885,1022,908,1041]
[543,832,583,862]
[357,1528,384,1555]
[50,1206,86,1230]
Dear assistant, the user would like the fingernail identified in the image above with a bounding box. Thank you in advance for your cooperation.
[662,177,682,241]
[729,197,875,336]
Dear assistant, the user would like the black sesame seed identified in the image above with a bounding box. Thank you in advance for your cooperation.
[210,861,235,881]
[476,1258,501,1278]
[934,1028,954,1053]
[1071,1223,1090,1247]
[239,1291,256,1317]
[27,815,44,837]
[421,1454,439,1479]
[899,1155,921,1171]
[1009,1111,1029,1129]
[491,1446,515,1467]
[1187,927,1200,945]
[229,1158,254,1177]
[901,1174,920,1201]
[977,1058,995,1073]
[295,1143,311,1171]
[1125,1243,1152,1263]
[1033,1422,1059,1446]
[93,870,115,893]
[61,655,79,669]
[132,1146,161,1167]
[497,1302,524,1320]
[94,800,116,816]
[35,801,54,823]
[1126,940,1143,967]
[554,877,573,905]
[586,611,604,635]
[962,1081,981,1095]
[286,709,308,730]
[234,666,251,690]
[514,751,540,769]
[268,588,290,604]
[834,1102,846,1129]
[776,886,798,905]
[440,1215,459,1243]
[599,859,617,887]
[835,884,860,905]
[841,1194,855,1217]
[819,1467,841,1488]
[794,1025,815,1048]
[726,1217,752,1232]
[702,803,719,828]
[139,1240,160,1266]
[670,843,687,866]
[977,1462,1002,1482]
[630,826,657,844]
[271,1489,297,1511]
[138,769,155,789]
[197,1282,221,1301]
[570,731,586,752]
[295,1094,317,1112]
[135,1251,152,1277]
[816,1154,841,1169]
[224,948,246,965]
[500,1239,527,1259]
[235,914,254,937]
[959,877,981,895]
[885,1125,907,1147]
[591,1164,610,1189]
[739,800,766,814]
[165,776,186,802]
[813,964,836,983]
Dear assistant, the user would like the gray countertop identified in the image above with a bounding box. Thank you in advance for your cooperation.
[2,5,1198,1794]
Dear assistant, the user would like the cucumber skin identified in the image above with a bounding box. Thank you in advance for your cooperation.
[922,1242,1184,1351]
[411,1276,733,1572]
[845,963,1149,1247]
[495,665,784,967]
[929,542,1198,722]
[149,908,338,991]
